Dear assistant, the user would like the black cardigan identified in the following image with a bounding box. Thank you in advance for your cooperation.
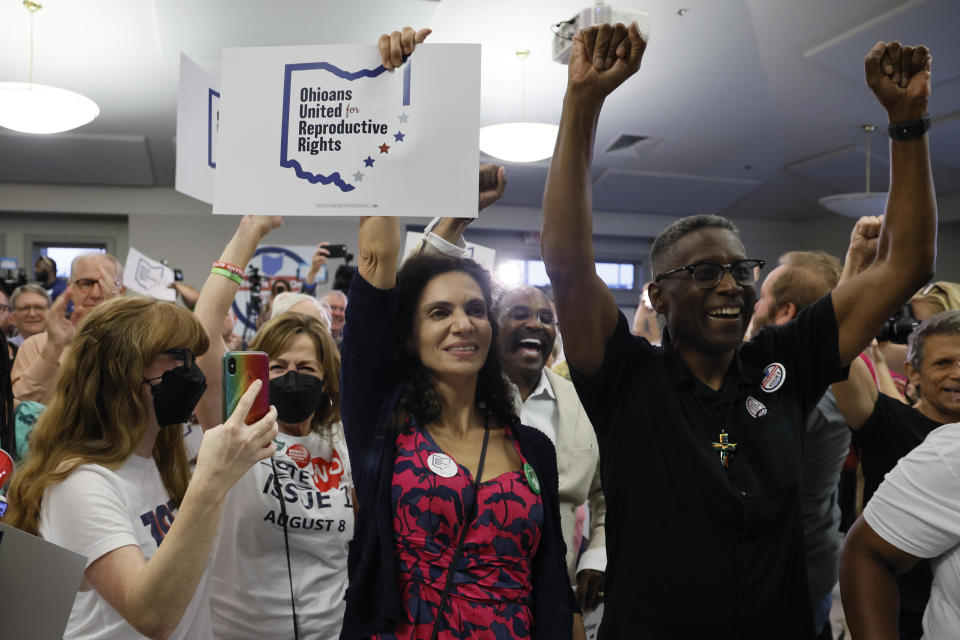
[338,273,576,639]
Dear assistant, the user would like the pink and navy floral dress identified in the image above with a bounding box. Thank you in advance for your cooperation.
[372,421,543,640]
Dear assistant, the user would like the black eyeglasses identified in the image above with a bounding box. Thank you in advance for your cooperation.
[504,305,555,325]
[72,278,100,293]
[144,349,194,384]
[654,259,765,289]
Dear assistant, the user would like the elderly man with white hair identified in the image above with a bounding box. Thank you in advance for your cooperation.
[11,252,123,403]
[271,291,332,329]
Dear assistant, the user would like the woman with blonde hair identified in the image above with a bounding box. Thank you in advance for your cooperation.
[876,281,960,379]
[194,215,354,640]
[910,281,960,321]
[4,295,278,640]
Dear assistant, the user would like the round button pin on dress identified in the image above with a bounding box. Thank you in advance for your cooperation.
[427,452,458,478]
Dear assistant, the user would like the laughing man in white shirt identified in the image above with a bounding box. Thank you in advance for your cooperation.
[496,285,607,613]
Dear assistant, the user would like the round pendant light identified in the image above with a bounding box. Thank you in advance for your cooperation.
[0,2,99,135]
[479,122,559,163]
[0,82,100,134]
[479,49,558,163]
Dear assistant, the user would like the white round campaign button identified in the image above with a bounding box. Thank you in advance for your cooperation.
[427,453,458,478]
[761,362,786,393]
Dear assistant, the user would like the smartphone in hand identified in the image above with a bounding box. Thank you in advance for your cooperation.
[222,351,270,424]
[325,244,348,259]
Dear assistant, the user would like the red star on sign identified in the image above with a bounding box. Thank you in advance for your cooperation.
[378,142,390,154]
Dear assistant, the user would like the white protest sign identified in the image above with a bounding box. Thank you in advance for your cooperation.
[175,54,219,204]
[461,243,495,273]
[123,248,176,301]
[403,232,496,273]
[214,43,480,217]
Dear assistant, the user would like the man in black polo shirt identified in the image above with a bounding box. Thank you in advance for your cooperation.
[540,23,936,639]
[834,310,960,639]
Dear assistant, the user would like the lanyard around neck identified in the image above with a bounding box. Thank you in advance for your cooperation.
[430,413,491,640]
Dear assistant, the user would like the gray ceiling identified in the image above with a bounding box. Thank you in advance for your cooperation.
[0,0,958,221]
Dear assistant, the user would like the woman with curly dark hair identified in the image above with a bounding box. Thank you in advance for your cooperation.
[338,35,578,640]
[340,213,580,639]
[339,31,580,630]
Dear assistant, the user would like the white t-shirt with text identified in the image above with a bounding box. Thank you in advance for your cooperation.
[210,425,354,640]
[39,454,213,640]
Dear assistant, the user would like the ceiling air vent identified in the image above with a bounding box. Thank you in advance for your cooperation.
[604,134,662,158]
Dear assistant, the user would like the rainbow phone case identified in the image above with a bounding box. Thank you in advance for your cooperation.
[222,351,270,424]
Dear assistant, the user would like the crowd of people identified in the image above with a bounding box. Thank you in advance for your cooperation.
[0,21,953,640]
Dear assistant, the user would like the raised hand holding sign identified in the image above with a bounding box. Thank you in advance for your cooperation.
[214,35,480,217]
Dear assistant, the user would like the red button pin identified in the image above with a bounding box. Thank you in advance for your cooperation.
[0,449,15,490]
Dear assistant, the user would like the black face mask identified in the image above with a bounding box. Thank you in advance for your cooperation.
[147,364,208,427]
[35,269,48,282]
[269,371,324,424]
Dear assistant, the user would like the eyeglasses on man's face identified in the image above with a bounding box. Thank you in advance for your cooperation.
[14,304,48,314]
[72,278,101,293]
[654,259,765,290]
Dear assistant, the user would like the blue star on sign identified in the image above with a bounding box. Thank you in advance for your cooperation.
[363,156,375,167]
[394,131,405,142]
